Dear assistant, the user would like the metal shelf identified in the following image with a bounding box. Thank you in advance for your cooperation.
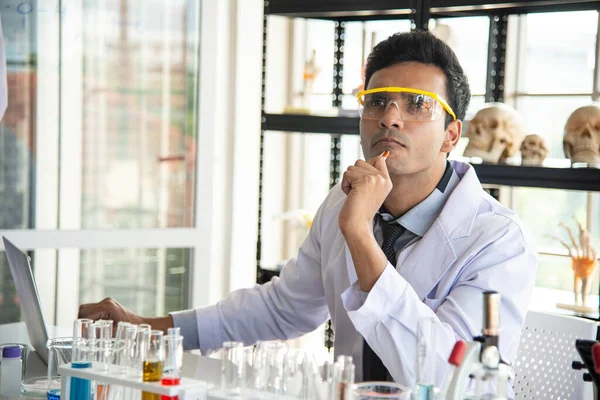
[266,0,600,19]
[262,114,600,192]
[262,113,359,135]
[472,163,600,191]
[430,0,600,17]
[265,0,414,20]
[257,267,280,285]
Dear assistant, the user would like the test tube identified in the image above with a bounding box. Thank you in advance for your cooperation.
[88,321,110,350]
[266,342,287,394]
[115,322,132,341]
[133,327,151,375]
[91,321,113,400]
[241,346,255,390]
[167,329,183,375]
[253,341,274,390]
[115,325,137,369]
[71,319,93,400]
[282,348,304,396]
[160,334,184,400]
[167,327,181,337]
[416,317,437,400]
[299,353,320,400]
[73,319,93,339]
[97,320,114,338]
[332,355,355,400]
[162,334,183,384]
[142,330,164,400]
[221,341,244,394]
[108,325,138,400]
[72,319,93,362]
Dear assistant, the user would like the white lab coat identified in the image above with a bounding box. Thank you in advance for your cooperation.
[195,160,538,387]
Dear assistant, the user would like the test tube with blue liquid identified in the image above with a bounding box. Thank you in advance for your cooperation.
[71,319,93,400]
[415,317,437,400]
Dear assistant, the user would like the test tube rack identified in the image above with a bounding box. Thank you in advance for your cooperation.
[57,363,211,400]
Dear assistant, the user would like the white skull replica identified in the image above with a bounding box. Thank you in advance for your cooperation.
[563,104,600,166]
[463,103,526,163]
[520,134,548,166]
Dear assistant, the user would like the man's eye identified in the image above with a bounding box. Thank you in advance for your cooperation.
[368,98,386,107]
[407,95,433,111]
[411,95,426,108]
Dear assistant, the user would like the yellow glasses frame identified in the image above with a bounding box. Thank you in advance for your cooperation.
[356,87,457,121]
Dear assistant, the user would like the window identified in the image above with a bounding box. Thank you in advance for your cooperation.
[0,0,201,327]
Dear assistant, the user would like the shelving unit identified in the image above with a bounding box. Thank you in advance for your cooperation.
[257,0,600,343]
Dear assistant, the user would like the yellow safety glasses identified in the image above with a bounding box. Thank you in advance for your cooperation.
[356,87,457,122]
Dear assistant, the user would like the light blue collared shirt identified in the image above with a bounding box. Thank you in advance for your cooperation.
[374,161,459,262]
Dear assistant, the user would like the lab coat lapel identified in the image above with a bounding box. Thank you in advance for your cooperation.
[398,162,481,300]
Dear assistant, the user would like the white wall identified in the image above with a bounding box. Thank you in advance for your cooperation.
[194,0,263,305]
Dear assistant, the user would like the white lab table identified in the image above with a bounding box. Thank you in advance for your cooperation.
[0,322,221,399]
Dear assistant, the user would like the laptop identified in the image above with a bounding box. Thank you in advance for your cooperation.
[2,236,50,364]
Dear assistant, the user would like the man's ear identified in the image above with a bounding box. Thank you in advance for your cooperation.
[442,119,462,152]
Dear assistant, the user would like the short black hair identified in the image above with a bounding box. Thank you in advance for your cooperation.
[365,30,471,127]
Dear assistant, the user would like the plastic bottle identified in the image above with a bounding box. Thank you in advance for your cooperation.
[0,345,23,396]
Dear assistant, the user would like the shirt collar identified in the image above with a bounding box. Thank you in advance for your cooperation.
[378,161,458,237]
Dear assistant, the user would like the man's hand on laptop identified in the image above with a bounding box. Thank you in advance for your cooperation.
[78,297,174,334]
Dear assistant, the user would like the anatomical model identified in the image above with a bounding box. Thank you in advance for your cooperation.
[463,103,526,163]
[564,104,600,166]
[303,49,321,96]
[520,134,549,166]
[555,218,598,310]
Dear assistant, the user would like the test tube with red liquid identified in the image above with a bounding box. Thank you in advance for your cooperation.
[160,331,183,400]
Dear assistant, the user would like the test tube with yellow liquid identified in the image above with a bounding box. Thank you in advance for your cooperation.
[142,330,164,400]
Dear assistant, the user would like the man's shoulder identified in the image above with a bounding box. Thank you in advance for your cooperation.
[319,183,347,214]
[309,184,348,239]
[472,192,537,255]
[444,162,537,254]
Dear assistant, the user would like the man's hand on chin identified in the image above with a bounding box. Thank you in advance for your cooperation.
[339,151,392,292]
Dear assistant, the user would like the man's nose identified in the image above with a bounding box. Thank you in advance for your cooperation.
[378,101,403,130]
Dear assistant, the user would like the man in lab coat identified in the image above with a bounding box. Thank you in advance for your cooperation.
[79,30,538,387]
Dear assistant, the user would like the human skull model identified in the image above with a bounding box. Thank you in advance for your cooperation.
[563,104,600,166]
[463,103,526,163]
[520,134,548,166]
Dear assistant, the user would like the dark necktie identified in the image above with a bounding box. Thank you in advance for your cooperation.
[362,218,405,382]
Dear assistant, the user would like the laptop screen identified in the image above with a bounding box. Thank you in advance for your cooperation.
[2,236,50,364]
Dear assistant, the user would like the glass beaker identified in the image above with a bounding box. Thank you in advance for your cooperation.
[352,382,412,399]
[26,337,73,394]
